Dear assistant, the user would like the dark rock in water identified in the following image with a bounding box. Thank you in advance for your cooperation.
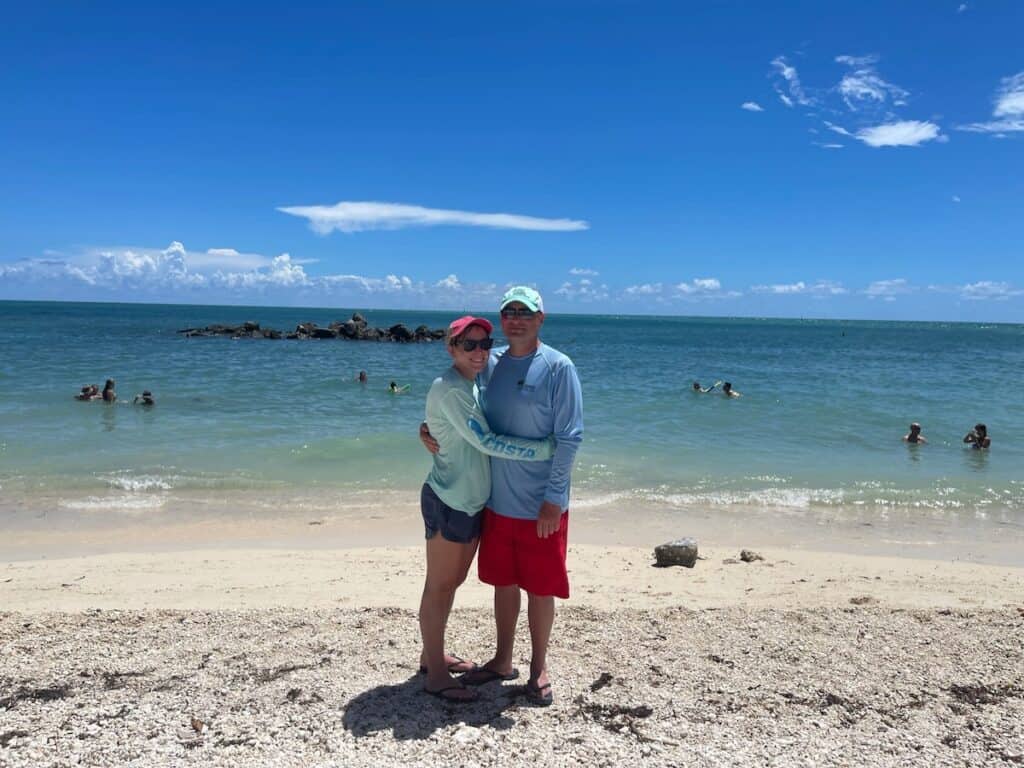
[178,313,445,343]
[388,324,414,342]
[653,538,698,568]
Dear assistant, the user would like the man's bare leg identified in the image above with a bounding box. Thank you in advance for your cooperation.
[470,584,520,676]
[526,592,555,690]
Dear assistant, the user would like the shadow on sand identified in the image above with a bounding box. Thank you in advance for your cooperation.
[342,673,526,739]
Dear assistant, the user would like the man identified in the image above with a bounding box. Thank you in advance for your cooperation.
[421,285,583,706]
[903,422,927,444]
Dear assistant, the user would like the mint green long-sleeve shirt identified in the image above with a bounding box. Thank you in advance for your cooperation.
[425,366,554,515]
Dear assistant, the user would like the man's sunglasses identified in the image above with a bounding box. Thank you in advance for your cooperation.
[455,337,495,352]
[500,307,537,319]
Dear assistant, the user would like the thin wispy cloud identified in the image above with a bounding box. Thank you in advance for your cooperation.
[741,101,764,112]
[957,71,1024,134]
[930,281,1023,301]
[952,195,961,203]
[835,54,909,109]
[277,201,590,234]
[624,283,663,296]
[752,280,847,296]
[771,56,813,108]
[864,278,915,301]
[957,3,968,12]
[555,277,610,302]
[768,54,947,150]
[569,267,599,276]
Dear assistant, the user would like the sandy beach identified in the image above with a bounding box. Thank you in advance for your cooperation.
[2,505,1023,767]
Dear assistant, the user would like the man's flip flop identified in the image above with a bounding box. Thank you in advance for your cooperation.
[418,656,478,675]
[461,666,520,686]
[423,684,478,703]
[524,680,554,707]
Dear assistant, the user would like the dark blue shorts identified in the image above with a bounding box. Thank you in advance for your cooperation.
[421,483,482,543]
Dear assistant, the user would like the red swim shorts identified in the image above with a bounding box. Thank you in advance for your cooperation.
[477,507,569,599]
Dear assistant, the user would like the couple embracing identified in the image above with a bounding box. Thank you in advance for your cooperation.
[417,286,583,706]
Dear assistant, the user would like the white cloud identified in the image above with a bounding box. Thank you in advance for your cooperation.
[817,143,844,149]
[855,121,943,147]
[824,121,853,137]
[569,267,599,276]
[958,72,1024,134]
[835,54,909,110]
[771,56,813,107]
[555,279,609,302]
[864,279,914,300]
[931,281,1023,301]
[277,201,589,234]
[952,195,961,203]
[741,101,764,112]
[957,3,968,12]
[752,280,847,296]
[624,283,663,295]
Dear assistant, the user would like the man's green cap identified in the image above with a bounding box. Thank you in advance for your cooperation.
[499,285,544,313]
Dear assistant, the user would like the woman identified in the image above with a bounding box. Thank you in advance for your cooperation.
[418,315,554,702]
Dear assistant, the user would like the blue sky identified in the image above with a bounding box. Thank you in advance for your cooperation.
[1,1,1021,320]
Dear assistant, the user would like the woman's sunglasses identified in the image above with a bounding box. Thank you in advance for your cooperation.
[455,337,495,352]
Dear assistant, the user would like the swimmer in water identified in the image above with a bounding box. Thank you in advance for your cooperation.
[357,370,368,384]
[903,422,927,444]
[389,381,409,394]
[75,384,100,401]
[101,379,117,403]
[963,423,990,449]
[722,381,741,398]
[692,381,720,394]
[133,390,156,406]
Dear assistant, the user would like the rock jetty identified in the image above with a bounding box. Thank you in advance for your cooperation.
[178,313,447,342]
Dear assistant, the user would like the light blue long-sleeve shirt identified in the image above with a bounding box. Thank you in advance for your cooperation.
[425,366,555,514]
[480,343,584,520]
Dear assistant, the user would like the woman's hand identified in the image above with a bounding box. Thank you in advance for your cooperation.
[420,422,440,454]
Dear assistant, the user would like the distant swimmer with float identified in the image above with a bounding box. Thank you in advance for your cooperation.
[722,382,741,398]
[692,381,720,394]
[75,384,101,401]
[389,381,410,394]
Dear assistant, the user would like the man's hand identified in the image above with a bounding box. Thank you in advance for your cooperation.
[419,422,440,454]
[536,501,562,538]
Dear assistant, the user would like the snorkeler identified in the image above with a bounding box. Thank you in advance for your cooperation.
[903,422,927,444]
[963,423,991,449]
[692,381,720,394]
[75,384,100,401]
[722,382,741,398]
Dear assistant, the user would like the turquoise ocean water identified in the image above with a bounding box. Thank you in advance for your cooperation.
[1,300,1022,527]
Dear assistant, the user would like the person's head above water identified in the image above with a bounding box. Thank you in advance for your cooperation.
[974,423,987,437]
[909,422,921,433]
[722,382,732,392]
[692,382,701,391]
